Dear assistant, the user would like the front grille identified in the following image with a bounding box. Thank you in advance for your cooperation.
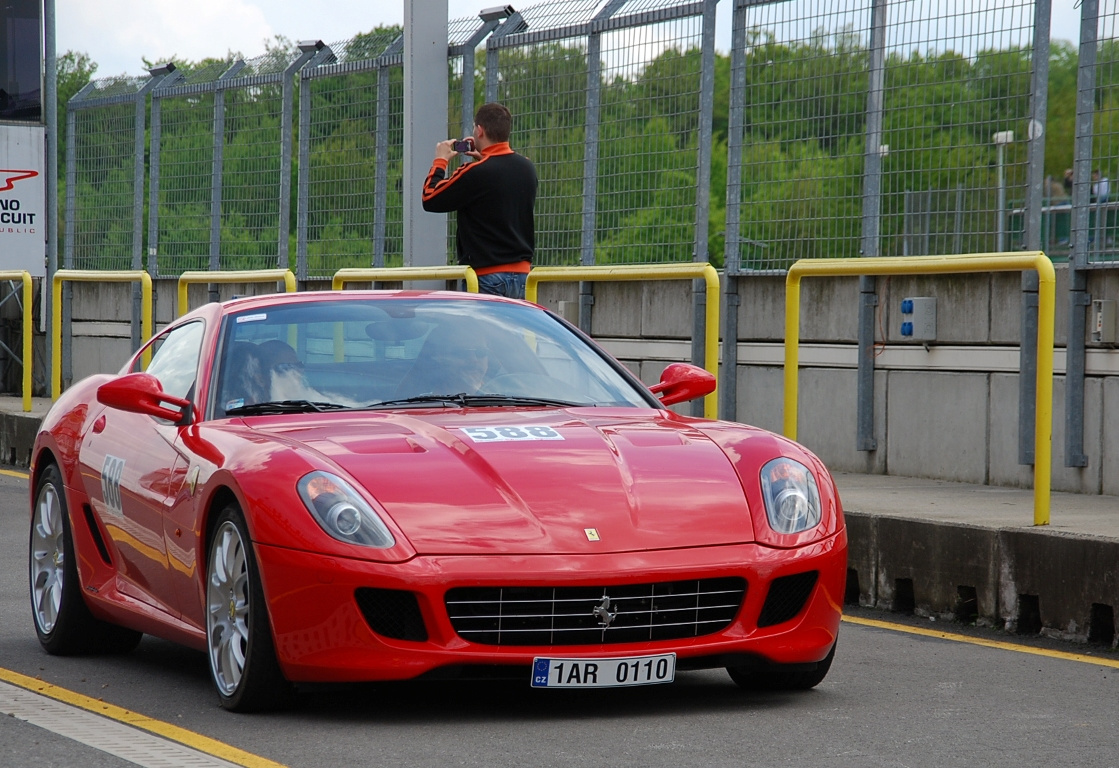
[757,571,819,628]
[355,588,428,642]
[445,577,747,646]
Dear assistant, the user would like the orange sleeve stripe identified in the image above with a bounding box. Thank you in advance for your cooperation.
[422,155,486,202]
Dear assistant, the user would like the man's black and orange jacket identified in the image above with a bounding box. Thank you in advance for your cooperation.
[421,142,538,273]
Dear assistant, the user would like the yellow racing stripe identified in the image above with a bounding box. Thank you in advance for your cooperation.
[0,667,287,768]
[843,614,1119,668]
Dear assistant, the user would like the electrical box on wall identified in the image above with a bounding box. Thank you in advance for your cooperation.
[900,297,937,341]
[1092,299,1116,344]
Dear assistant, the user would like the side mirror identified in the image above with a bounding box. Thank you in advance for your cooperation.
[648,362,716,406]
[97,373,193,424]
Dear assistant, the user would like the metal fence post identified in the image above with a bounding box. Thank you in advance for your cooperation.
[295,62,313,282]
[279,43,324,271]
[130,68,173,348]
[576,0,626,334]
[720,0,750,421]
[455,18,501,137]
[856,0,888,452]
[1018,0,1050,467]
[1066,0,1098,469]
[209,61,246,302]
[689,0,718,418]
[374,37,403,269]
[62,88,88,387]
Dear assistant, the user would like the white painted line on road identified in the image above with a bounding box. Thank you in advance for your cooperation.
[0,669,287,768]
[1,679,243,767]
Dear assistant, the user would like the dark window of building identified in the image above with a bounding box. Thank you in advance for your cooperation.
[1,0,42,123]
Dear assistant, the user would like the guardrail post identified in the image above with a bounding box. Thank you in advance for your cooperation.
[783,253,1055,526]
[52,271,153,399]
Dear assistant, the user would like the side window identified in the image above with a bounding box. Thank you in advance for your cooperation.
[139,321,204,400]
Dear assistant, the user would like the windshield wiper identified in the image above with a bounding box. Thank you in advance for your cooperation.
[365,393,472,409]
[367,393,588,410]
[458,394,590,407]
[226,399,350,416]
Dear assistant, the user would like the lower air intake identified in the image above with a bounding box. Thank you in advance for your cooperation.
[445,577,746,646]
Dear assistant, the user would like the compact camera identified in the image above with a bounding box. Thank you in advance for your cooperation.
[452,138,475,153]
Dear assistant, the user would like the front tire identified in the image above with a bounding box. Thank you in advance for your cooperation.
[29,463,142,655]
[206,503,293,712]
[727,641,836,692]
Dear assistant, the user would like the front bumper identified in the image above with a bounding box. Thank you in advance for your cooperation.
[255,529,846,683]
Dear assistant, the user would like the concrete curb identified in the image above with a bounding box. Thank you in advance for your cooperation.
[847,512,1119,646]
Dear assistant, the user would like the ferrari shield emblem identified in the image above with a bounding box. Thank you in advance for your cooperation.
[584,528,600,541]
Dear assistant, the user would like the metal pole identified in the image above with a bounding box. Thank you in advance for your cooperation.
[1066,0,1097,468]
[856,0,887,452]
[719,0,749,422]
[1019,0,1050,468]
[997,142,1006,252]
[372,52,396,269]
[688,0,718,419]
[295,68,312,282]
[209,62,246,301]
[578,1,625,335]
[45,0,58,395]
[403,0,448,280]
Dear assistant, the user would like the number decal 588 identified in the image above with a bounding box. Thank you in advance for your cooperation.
[461,425,564,442]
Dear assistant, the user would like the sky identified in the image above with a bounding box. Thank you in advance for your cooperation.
[57,0,1086,79]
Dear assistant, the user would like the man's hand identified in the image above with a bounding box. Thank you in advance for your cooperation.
[434,139,457,162]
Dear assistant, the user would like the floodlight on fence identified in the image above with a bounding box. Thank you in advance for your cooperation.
[298,40,325,53]
[479,5,514,21]
[148,62,176,77]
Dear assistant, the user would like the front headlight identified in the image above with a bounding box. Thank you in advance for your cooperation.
[760,458,822,534]
[297,471,395,548]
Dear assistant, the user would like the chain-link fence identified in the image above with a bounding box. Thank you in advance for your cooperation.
[725,0,1040,273]
[65,74,161,270]
[60,0,1119,277]
[297,32,402,279]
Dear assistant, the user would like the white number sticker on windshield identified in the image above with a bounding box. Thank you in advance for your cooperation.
[461,426,564,442]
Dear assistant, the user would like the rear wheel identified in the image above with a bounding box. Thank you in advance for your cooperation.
[727,642,836,692]
[29,463,142,655]
[206,503,293,712]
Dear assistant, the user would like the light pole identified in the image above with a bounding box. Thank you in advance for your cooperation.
[993,130,1014,252]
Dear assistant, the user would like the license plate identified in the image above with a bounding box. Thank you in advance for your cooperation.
[530,653,676,688]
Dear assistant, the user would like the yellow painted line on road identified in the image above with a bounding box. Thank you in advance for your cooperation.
[0,667,287,768]
[843,614,1119,668]
[0,467,29,479]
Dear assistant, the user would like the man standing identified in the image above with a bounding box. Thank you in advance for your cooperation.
[422,102,537,299]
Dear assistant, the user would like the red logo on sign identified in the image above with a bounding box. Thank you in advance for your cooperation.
[0,170,39,192]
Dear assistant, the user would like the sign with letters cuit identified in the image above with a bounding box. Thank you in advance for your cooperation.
[0,124,46,276]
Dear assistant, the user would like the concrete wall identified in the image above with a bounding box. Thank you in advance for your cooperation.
[846,511,1119,643]
[43,264,1119,495]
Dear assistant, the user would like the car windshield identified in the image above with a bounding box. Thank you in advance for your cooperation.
[212,297,654,418]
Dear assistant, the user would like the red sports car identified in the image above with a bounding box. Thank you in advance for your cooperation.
[29,291,846,711]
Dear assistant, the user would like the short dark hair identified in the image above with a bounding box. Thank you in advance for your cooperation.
[474,102,512,143]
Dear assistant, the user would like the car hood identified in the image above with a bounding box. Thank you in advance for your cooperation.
[248,408,757,555]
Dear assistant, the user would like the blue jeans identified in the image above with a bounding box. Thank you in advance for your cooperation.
[467,271,528,300]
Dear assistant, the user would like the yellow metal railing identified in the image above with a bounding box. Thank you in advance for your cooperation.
[525,263,720,419]
[53,270,153,400]
[783,252,1056,526]
[0,271,33,411]
[177,269,297,317]
[331,266,478,292]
